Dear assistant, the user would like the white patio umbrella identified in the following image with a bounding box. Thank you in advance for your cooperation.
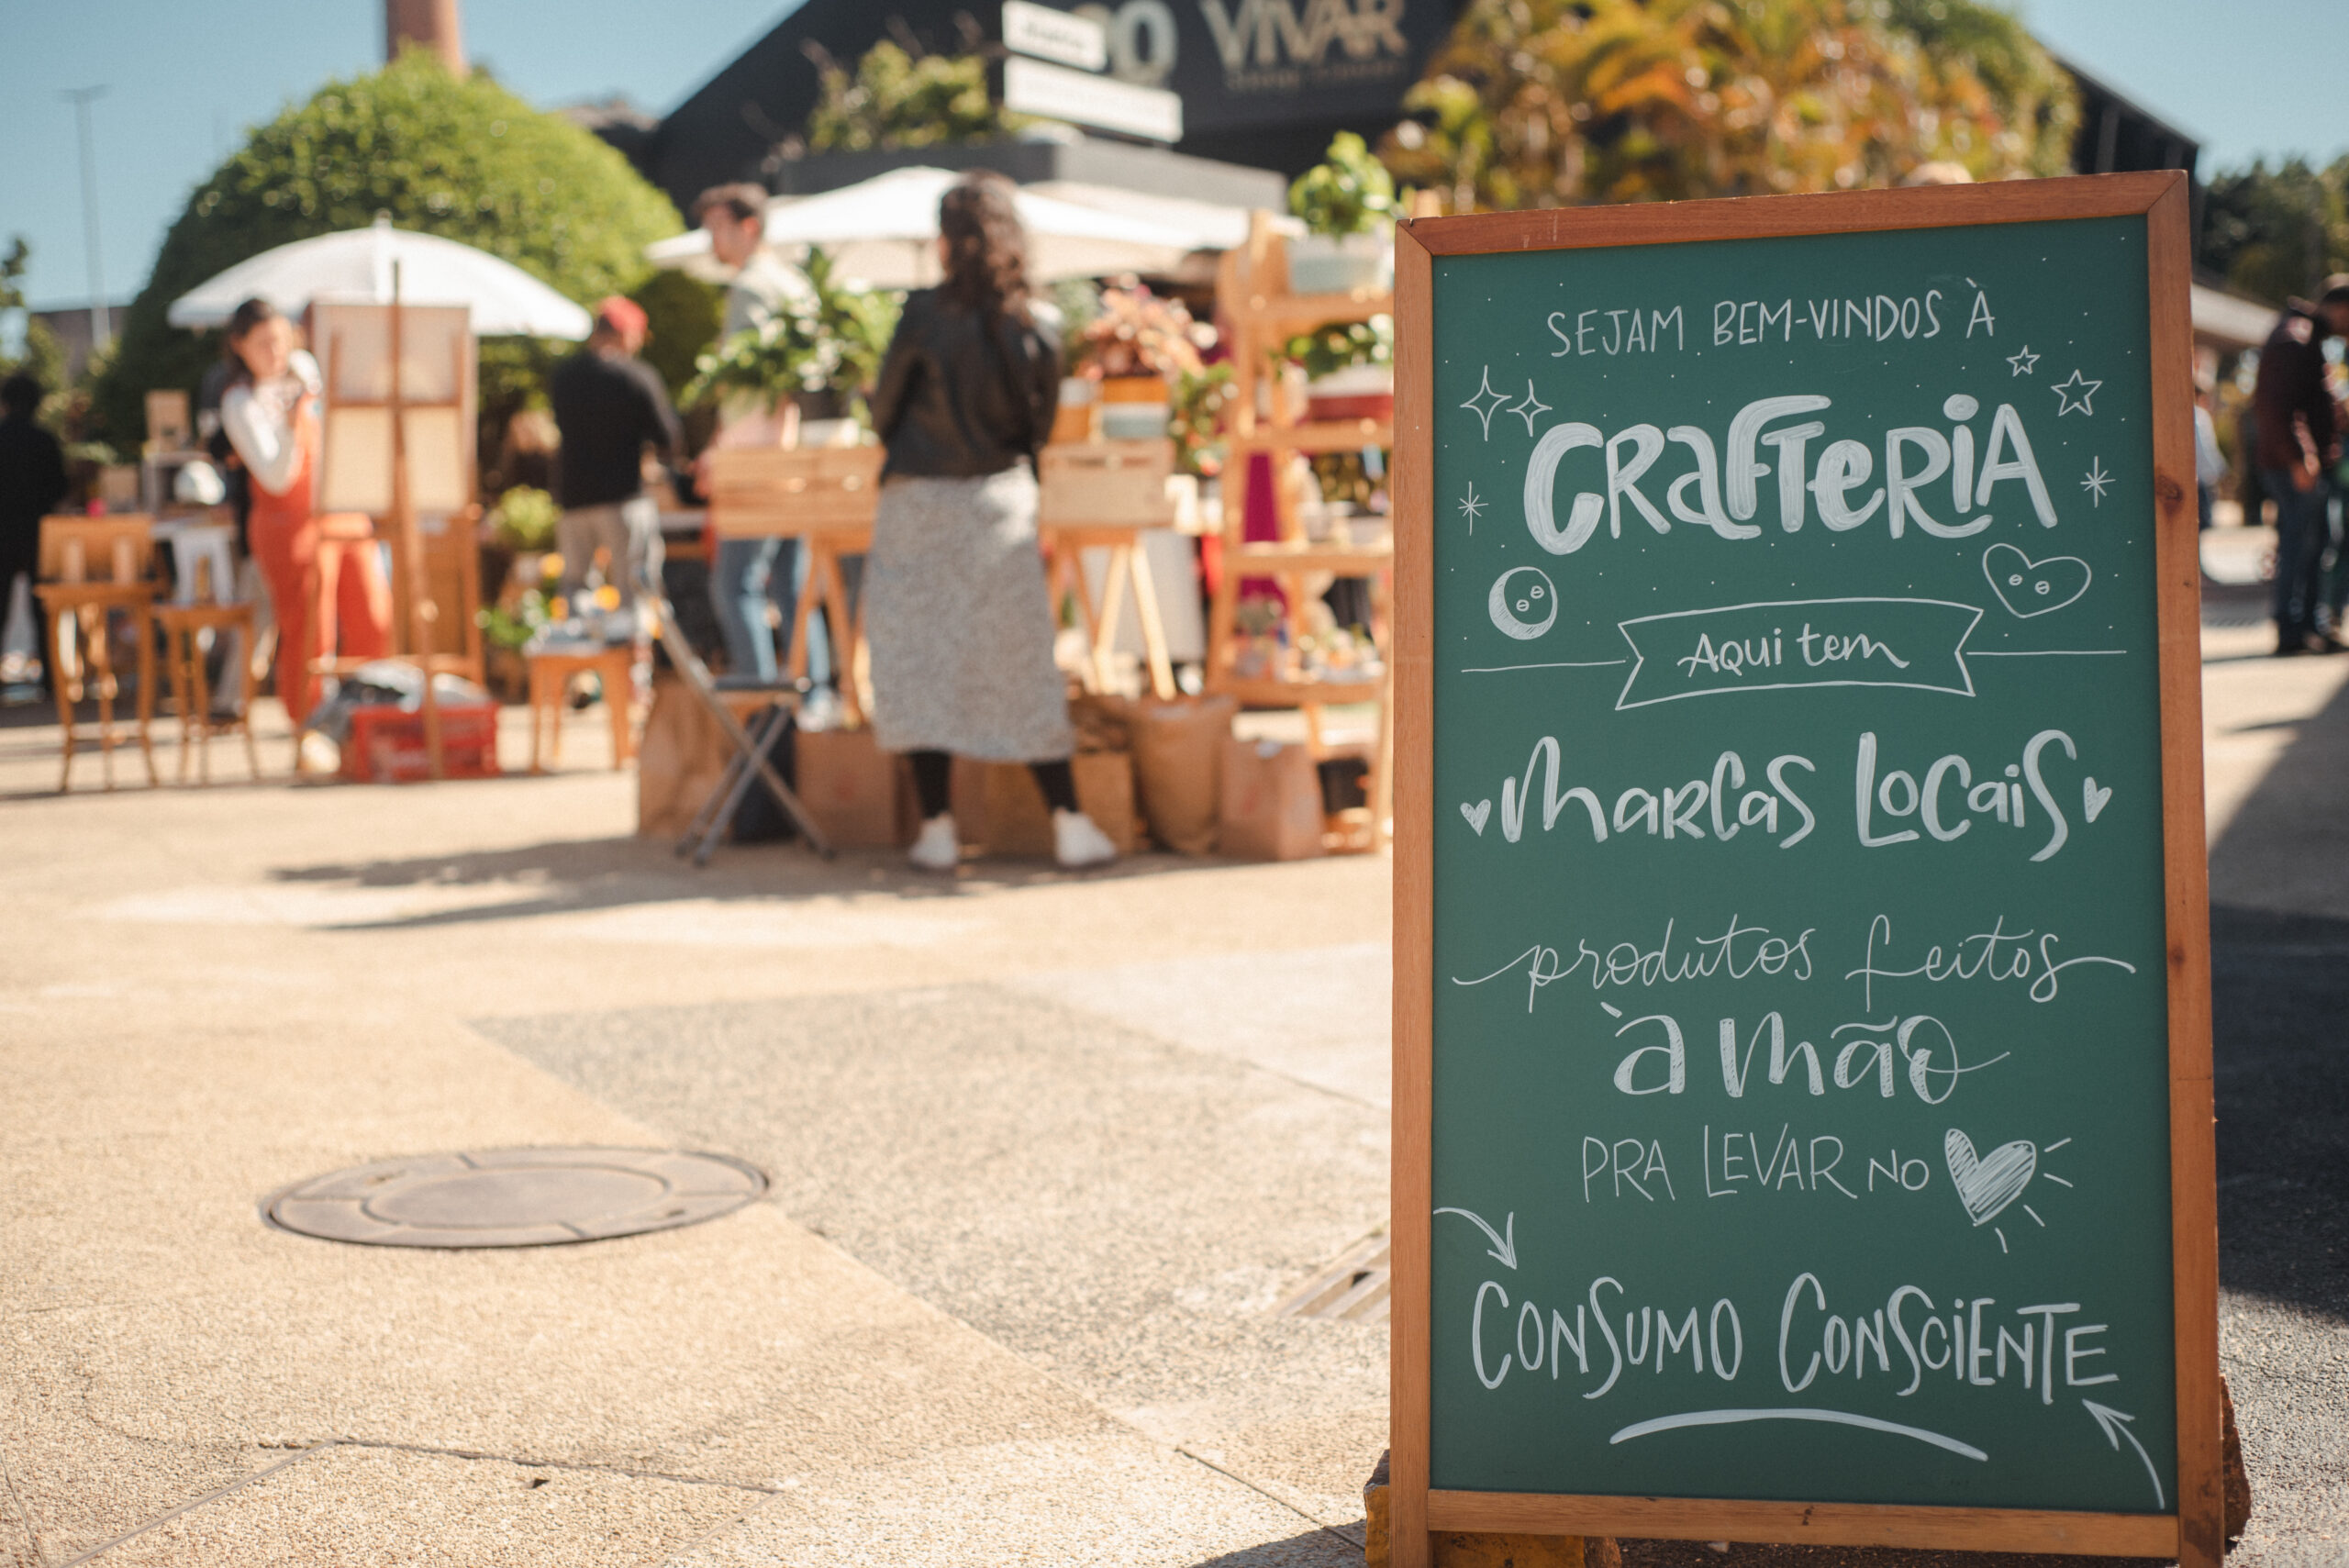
[642,166,1201,287]
[168,214,593,339]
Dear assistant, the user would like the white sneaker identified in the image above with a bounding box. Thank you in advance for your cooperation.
[908,814,959,872]
[1052,809,1118,869]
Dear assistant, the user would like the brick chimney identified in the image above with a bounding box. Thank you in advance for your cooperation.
[386,0,464,72]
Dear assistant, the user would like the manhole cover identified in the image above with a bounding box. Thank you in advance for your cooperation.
[266,1148,765,1248]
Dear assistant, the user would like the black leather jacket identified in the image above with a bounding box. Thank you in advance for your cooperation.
[868,288,1061,479]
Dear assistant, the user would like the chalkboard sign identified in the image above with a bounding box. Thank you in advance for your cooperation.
[1389,174,2219,1566]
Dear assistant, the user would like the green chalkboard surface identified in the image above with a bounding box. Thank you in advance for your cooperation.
[1423,209,2185,1517]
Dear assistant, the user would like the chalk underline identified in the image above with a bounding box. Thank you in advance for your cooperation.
[1609,1407,1988,1461]
[1460,661,1629,673]
[1967,650,2127,657]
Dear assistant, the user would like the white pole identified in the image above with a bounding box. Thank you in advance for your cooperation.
[60,85,111,357]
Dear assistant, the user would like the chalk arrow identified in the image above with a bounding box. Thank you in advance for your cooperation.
[2083,1400,2165,1509]
[1433,1207,1517,1270]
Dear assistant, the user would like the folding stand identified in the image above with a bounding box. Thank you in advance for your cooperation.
[637,558,832,861]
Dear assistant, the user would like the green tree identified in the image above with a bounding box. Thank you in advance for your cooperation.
[1883,0,2076,179]
[0,239,71,426]
[2201,157,2348,306]
[1380,0,2076,214]
[95,49,683,450]
[803,42,1033,153]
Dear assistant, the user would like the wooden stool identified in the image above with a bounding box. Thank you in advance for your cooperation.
[154,603,262,784]
[527,645,637,773]
[34,581,159,792]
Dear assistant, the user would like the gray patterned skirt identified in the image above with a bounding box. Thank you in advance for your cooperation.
[863,466,1074,762]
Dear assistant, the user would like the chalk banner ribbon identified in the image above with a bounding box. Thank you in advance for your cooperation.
[1616,596,1984,710]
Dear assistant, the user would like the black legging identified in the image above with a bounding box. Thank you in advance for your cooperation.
[907,749,1075,819]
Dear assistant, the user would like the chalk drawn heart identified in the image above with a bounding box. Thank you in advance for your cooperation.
[1944,1129,2037,1228]
[1462,799,1492,836]
[1983,543,2092,618]
[2083,777,2112,823]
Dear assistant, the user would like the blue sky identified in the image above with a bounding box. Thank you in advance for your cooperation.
[3,0,2345,310]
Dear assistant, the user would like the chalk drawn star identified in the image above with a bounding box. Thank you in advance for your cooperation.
[2081,458,2111,506]
[1461,365,1510,439]
[2051,368,2101,417]
[2007,344,2041,376]
[1458,482,1486,531]
[1508,378,1551,436]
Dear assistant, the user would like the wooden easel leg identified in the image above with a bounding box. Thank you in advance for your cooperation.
[786,540,822,688]
[1093,544,1130,694]
[1127,540,1176,700]
[818,546,862,726]
[1068,549,1106,694]
[1207,543,1237,690]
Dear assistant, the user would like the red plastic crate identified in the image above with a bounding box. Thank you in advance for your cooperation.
[341,701,502,783]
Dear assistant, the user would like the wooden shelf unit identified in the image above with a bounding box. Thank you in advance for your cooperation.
[1208,211,1397,846]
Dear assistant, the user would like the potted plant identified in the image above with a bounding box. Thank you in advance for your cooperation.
[1075,284,1209,441]
[1284,315,1395,424]
[1286,133,1396,295]
[684,248,901,438]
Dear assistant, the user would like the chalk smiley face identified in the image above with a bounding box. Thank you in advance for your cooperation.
[1488,566,1559,640]
[1983,543,2091,618]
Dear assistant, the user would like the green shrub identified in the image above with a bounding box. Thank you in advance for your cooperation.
[95,49,682,451]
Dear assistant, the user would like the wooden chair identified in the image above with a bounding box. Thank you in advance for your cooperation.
[35,515,160,792]
[154,604,262,784]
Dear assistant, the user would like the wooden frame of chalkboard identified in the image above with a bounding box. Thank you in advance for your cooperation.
[1390,171,2218,1567]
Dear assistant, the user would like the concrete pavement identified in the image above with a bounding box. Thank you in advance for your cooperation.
[2,586,2345,1565]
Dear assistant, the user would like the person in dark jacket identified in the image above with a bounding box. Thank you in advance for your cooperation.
[0,373,70,675]
[549,296,680,618]
[2252,277,2349,654]
[861,171,1117,871]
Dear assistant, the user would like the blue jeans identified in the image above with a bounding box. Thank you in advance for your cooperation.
[709,537,796,684]
[2266,470,2330,642]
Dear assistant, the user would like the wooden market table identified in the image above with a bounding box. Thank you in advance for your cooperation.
[1038,439,1204,703]
[704,443,882,725]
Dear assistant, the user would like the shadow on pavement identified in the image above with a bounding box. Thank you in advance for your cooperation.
[2207,661,2349,1328]
[1187,1527,1371,1566]
[261,833,1243,931]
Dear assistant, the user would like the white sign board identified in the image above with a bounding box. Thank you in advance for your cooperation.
[1002,0,1108,71]
[1003,55,1182,143]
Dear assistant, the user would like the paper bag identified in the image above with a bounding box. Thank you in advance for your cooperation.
[1219,738,1326,861]
[797,726,916,849]
[1130,695,1236,855]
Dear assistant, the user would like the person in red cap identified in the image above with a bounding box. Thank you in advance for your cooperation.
[548,295,680,623]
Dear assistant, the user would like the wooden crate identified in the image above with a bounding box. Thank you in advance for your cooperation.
[1038,440,1177,527]
[706,446,885,538]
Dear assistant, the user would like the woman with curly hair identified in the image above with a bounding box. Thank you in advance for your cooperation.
[863,171,1117,870]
